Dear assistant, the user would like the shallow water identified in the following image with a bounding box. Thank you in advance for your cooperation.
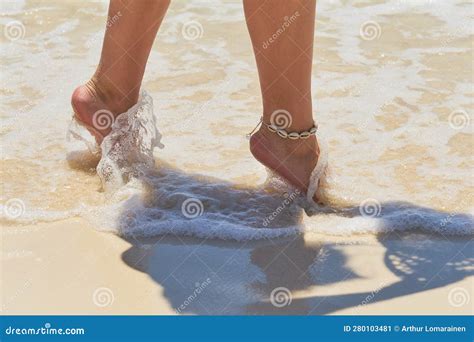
[1,0,473,239]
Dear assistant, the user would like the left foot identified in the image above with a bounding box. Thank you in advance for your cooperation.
[249,125,321,202]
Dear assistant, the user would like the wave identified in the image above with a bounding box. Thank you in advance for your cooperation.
[2,87,472,241]
[2,171,473,241]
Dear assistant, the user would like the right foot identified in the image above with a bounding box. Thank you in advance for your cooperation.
[71,79,136,144]
[249,126,322,203]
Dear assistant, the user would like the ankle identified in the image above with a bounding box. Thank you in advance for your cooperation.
[255,126,319,157]
[263,106,314,132]
[86,76,138,114]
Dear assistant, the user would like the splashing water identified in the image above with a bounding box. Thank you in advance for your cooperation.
[1,0,472,240]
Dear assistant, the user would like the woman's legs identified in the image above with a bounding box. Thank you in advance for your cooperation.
[71,0,170,140]
[244,0,320,197]
[72,0,319,196]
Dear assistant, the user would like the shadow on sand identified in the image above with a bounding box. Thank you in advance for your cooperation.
[68,151,473,314]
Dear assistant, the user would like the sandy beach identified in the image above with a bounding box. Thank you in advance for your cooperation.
[1,0,473,315]
[2,218,472,315]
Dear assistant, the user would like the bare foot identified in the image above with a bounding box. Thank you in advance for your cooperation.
[250,126,321,202]
[71,78,136,144]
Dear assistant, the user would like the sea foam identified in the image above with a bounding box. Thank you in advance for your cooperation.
[1,1,473,241]
[3,89,472,241]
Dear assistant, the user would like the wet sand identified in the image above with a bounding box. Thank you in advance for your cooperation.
[2,219,472,315]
